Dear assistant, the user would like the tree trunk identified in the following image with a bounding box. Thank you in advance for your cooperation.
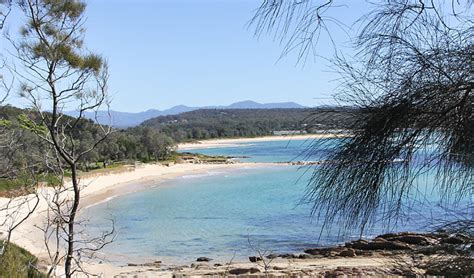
[64,163,80,277]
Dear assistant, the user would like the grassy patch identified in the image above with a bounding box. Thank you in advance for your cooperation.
[171,152,230,163]
[0,242,46,277]
[78,163,135,178]
[0,173,61,197]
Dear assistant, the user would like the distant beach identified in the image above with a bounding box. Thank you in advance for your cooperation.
[178,133,344,150]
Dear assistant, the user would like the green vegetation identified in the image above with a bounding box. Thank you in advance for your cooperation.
[0,242,45,277]
[141,108,354,141]
[0,173,61,197]
[0,105,176,195]
[0,104,354,195]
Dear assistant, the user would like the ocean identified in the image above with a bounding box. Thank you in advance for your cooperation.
[84,138,468,264]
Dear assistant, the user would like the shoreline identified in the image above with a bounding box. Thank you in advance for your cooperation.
[0,135,462,276]
[178,133,344,150]
[79,162,282,210]
[0,156,400,277]
[1,160,467,277]
[0,161,287,276]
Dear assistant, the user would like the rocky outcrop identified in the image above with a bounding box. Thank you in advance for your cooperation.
[345,238,413,250]
[167,232,472,277]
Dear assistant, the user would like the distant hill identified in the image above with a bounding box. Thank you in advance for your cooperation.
[141,107,354,142]
[65,101,307,127]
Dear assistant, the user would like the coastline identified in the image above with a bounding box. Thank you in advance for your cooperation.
[0,135,399,277]
[0,135,459,277]
[0,160,285,276]
[178,133,344,150]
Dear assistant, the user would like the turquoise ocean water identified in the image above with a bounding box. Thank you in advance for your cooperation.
[85,139,468,264]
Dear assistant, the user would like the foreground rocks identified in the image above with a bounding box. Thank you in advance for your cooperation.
[116,231,473,277]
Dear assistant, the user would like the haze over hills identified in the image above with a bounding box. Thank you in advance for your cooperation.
[65,100,307,127]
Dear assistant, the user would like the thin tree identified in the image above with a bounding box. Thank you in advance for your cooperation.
[0,1,42,265]
[251,0,472,231]
[7,0,113,276]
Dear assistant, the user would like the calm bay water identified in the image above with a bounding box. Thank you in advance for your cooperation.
[85,139,466,264]
[180,138,334,163]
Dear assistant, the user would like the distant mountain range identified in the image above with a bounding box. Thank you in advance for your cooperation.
[65,100,307,128]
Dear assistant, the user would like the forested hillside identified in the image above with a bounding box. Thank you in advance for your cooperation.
[1,105,354,180]
[141,108,355,141]
[0,105,175,180]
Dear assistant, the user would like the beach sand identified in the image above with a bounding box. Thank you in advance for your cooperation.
[0,162,267,258]
[178,133,344,150]
[0,161,287,276]
[0,135,395,277]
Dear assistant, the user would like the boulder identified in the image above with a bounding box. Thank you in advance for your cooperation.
[339,248,356,257]
[279,253,299,259]
[377,233,436,245]
[346,239,412,250]
[298,253,312,259]
[228,267,260,275]
[440,234,470,244]
[266,254,278,259]
[196,257,212,262]
[304,247,345,256]
[249,256,262,262]
[127,263,138,267]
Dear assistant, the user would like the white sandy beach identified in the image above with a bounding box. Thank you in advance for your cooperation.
[178,133,344,150]
[0,161,274,275]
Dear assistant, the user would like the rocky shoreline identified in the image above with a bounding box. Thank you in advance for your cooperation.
[113,231,473,277]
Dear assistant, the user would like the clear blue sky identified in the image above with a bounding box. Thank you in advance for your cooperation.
[6,0,370,112]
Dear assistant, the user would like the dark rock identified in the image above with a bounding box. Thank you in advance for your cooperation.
[249,256,262,262]
[304,247,345,256]
[355,250,373,256]
[196,257,212,262]
[440,234,469,244]
[228,267,260,275]
[298,253,312,259]
[331,270,346,277]
[266,254,278,259]
[213,263,222,267]
[142,262,159,267]
[345,239,369,248]
[339,248,356,257]
[346,239,412,250]
[377,233,436,245]
[127,263,138,267]
[393,235,433,245]
[279,253,298,259]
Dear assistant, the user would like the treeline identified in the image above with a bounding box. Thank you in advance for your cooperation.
[0,105,175,178]
[141,108,355,141]
[0,105,355,178]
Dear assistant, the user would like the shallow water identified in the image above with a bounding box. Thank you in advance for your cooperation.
[180,138,333,163]
[85,139,468,264]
